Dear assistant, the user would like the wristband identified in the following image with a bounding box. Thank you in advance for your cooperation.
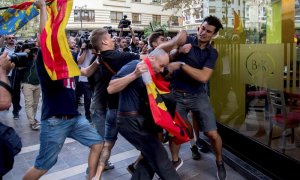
[0,80,13,95]
[180,62,186,69]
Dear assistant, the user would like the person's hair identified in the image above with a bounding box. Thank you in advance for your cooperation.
[203,15,223,34]
[142,40,148,45]
[148,47,167,57]
[90,28,108,51]
[148,32,163,48]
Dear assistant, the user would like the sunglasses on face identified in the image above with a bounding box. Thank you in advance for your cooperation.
[6,37,15,40]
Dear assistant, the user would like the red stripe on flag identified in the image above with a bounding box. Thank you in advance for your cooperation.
[50,0,69,79]
[40,30,55,73]
[10,2,33,10]
[11,0,54,10]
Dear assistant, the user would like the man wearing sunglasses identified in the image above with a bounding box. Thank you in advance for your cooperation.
[3,35,22,120]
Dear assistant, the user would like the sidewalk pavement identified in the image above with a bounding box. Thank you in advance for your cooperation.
[0,94,246,180]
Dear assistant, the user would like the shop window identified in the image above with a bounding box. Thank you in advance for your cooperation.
[209,6,216,14]
[110,11,123,23]
[132,13,141,24]
[153,15,161,24]
[74,10,95,22]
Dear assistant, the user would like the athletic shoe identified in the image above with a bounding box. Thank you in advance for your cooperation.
[13,113,19,120]
[127,163,135,174]
[104,160,114,170]
[31,122,40,130]
[172,158,183,171]
[216,161,227,180]
[190,145,201,160]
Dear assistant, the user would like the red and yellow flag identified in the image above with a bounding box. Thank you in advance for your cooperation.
[233,9,243,34]
[40,0,80,80]
[144,58,190,145]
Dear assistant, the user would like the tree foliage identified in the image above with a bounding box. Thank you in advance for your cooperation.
[143,21,167,38]
[162,0,202,11]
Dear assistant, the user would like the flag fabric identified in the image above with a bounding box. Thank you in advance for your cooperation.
[143,58,190,145]
[40,0,80,80]
[233,9,243,34]
[0,1,39,35]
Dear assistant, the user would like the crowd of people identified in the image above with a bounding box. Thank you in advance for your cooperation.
[0,0,227,180]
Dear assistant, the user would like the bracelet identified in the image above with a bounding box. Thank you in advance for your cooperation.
[0,80,13,95]
[180,62,186,69]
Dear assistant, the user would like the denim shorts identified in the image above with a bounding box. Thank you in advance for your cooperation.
[34,115,103,170]
[104,109,118,142]
[173,91,217,132]
[91,108,107,137]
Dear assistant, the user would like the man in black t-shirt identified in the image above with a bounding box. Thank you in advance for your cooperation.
[89,28,140,176]
[23,1,104,180]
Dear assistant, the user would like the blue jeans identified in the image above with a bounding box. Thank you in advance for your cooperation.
[76,82,92,119]
[105,109,118,142]
[91,108,107,137]
[173,91,217,132]
[34,115,103,170]
[117,115,180,180]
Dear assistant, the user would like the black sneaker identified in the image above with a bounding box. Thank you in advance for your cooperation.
[216,161,227,180]
[196,139,210,153]
[190,145,201,160]
[172,158,183,171]
[104,160,114,170]
[13,113,19,120]
[127,163,135,174]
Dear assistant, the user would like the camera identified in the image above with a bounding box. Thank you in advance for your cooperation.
[80,31,93,49]
[8,52,30,68]
[118,15,131,28]
[15,41,38,54]
[0,40,38,68]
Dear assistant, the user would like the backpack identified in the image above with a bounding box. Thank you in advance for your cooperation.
[0,122,22,177]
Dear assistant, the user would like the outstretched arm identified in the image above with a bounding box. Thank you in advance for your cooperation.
[107,62,148,94]
[35,0,47,34]
[80,59,99,77]
[157,30,187,53]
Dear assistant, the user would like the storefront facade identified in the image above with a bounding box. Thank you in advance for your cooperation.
[210,0,300,179]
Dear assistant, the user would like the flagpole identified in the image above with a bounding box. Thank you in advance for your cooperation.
[0,6,9,10]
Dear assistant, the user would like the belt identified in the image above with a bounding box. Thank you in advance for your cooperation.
[174,89,189,96]
[174,89,199,96]
[52,115,76,120]
[117,111,140,116]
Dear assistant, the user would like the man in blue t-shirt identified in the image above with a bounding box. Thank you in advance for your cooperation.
[23,1,104,180]
[168,15,226,180]
[107,48,181,180]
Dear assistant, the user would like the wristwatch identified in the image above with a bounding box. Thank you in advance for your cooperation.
[180,62,186,69]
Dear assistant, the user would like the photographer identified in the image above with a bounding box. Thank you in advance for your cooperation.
[20,42,41,130]
[3,35,22,119]
[0,51,13,111]
[76,33,95,121]
[118,15,139,54]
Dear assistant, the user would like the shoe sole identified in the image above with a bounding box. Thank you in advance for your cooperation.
[175,159,183,171]
[217,171,227,180]
[104,166,114,170]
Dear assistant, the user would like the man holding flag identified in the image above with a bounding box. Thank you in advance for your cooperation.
[107,47,181,180]
[23,1,104,180]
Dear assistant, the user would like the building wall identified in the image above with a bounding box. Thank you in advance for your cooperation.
[67,0,182,32]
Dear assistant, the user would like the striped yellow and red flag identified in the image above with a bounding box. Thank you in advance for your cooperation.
[143,58,190,145]
[233,9,243,34]
[40,0,80,80]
